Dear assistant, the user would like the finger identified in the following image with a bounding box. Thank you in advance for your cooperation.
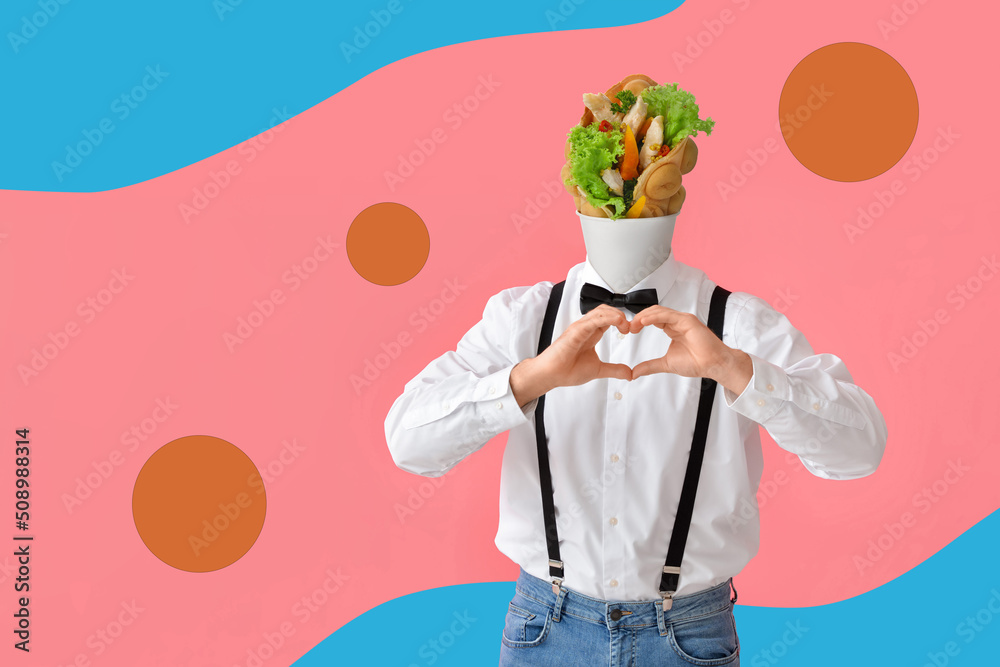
[636,307,698,331]
[596,362,633,382]
[631,357,671,380]
[585,306,625,342]
[581,323,609,351]
[628,308,657,334]
[567,315,618,353]
[642,311,708,338]
[631,312,681,337]
[630,306,681,334]
[627,311,644,334]
[565,307,616,342]
[581,304,629,335]
[597,304,631,333]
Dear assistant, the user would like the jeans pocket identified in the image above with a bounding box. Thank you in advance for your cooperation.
[500,591,553,649]
[667,604,740,665]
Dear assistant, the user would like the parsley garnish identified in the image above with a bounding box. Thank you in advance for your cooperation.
[609,90,637,115]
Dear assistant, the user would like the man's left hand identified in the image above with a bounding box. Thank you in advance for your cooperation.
[628,306,753,395]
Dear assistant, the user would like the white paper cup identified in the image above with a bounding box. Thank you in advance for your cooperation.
[577,211,677,294]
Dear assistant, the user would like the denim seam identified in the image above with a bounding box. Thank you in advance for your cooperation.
[507,601,535,620]
[515,591,603,625]
[517,580,730,606]
[668,629,739,666]
[515,581,733,625]
[729,607,741,655]
[517,573,732,603]
[500,607,552,649]
[666,605,740,666]
[665,603,733,627]
[674,577,734,599]
[564,610,606,624]
[515,587,557,609]
[516,588,663,627]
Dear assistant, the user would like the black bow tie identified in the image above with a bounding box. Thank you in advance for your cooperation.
[580,282,659,315]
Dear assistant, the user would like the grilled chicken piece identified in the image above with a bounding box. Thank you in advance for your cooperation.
[622,97,648,137]
[601,168,624,195]
[582,93,623,124]
[638,115,664,171]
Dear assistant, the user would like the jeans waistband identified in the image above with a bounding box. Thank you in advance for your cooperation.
[514,567,734,630]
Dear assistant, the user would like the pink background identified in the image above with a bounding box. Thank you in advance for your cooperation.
[2,0,999,664]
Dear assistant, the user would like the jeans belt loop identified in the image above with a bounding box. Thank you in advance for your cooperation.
[551,582,568,622]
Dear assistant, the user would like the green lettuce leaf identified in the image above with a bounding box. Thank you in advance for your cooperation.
[564,123,627,218]
[641,82,715,148]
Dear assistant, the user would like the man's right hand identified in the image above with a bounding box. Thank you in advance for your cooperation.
[510,304,633,407]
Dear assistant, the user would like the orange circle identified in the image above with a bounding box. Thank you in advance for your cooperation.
[779,42,918,181]
[132,435,266,573]
[346,202,430,286]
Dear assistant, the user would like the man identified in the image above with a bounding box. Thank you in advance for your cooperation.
[384,76,888,665]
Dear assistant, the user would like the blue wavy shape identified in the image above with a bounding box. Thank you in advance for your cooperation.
[294,506,1000,665]
[0,0,683,193]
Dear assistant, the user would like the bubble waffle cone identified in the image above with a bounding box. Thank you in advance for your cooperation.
[563,75,711,219]
[633,135,699,213]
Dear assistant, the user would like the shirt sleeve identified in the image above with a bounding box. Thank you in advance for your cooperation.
[721,293,888,480]
[383,285,543,477]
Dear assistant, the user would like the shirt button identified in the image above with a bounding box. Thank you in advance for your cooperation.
[813,402,821,410]
[610,454,619,463]
[614,391,623,400]
[488,386,496,395]
[617,331,626,340]
[757,399,766,406]
[609,579,619,588]
[766,383,774,392]
[609,517,618,526]
[496,401,503,410]
[443,402,450,411]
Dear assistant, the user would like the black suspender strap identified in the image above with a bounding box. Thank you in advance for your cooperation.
[534,280,566,595]
[659,284,731,608]
[533,280,731,603]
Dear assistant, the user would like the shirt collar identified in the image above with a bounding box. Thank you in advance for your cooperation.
[577,247,680,313]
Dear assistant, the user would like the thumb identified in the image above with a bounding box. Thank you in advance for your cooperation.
[631,357,668,380]
[597,362,633,382]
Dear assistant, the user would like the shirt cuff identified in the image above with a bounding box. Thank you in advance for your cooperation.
[474,364,538,434]
[723,352,789,424]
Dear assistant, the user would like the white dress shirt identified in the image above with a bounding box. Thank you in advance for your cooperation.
[384,249,888,601]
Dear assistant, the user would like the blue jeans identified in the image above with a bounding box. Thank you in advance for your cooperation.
[499,567,740,666]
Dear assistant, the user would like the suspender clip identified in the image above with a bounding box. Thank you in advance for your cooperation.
[660,565,680,610]
[548,559,564,596]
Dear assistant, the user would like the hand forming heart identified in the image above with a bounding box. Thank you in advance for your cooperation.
[626,305,735,382]
[531,303,751,393]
